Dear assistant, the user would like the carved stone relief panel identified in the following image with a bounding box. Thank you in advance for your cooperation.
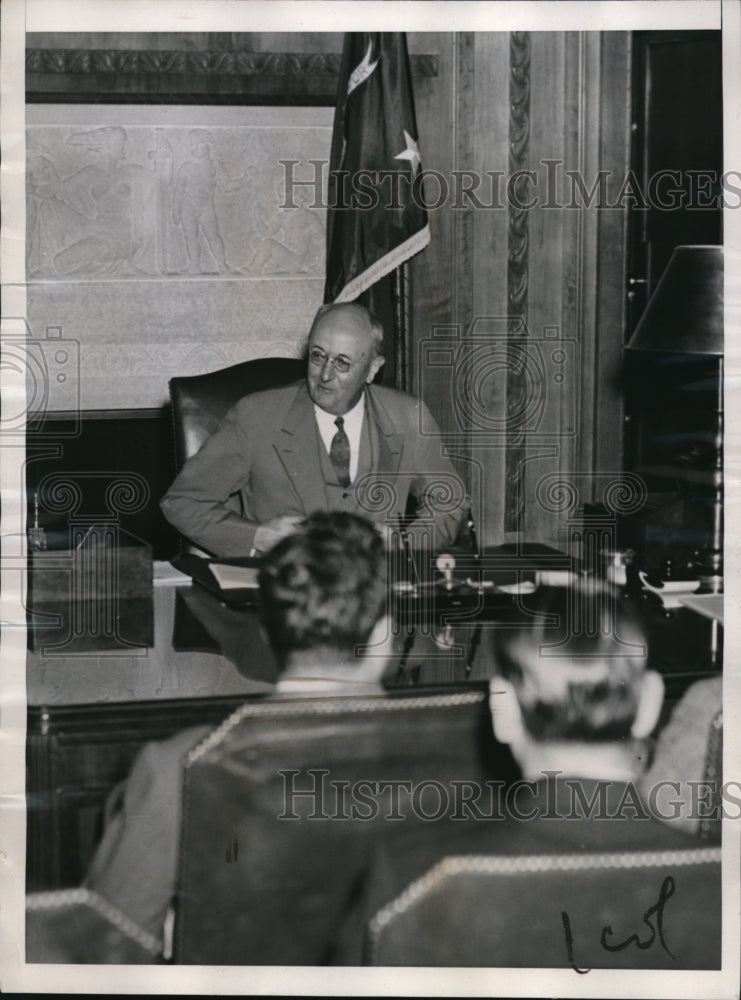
[27,108,329,280]
[26,105,333,409]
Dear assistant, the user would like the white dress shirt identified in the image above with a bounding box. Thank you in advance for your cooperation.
[313,394,365,483]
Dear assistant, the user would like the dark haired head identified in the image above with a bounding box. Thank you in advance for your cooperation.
[493,581,648,742]
[257,511,387,667]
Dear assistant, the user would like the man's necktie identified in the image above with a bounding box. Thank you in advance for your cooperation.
[329,416,351,488]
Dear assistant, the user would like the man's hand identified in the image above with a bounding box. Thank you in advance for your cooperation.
[253,515,304,554]
[375,521,397,549]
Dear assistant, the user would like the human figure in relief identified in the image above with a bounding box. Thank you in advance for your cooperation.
[172,128,242,274]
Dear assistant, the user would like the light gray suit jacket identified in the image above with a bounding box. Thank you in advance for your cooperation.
[161,381,466,556]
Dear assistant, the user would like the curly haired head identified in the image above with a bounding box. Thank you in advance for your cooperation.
[257,511,387,666]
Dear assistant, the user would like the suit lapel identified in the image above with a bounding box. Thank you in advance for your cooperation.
[271,384,405,516]
[271,383,327,513]
[358,388,407,522]
[365,386,404,476]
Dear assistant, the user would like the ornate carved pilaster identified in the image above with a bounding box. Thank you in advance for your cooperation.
[505,31,531,534]
[452,33,476,483]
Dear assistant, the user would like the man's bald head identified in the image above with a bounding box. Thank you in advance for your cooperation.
[309,303,385,356]
[306,303,386,415]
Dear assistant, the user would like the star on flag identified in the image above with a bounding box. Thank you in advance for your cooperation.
[394,130,422,177]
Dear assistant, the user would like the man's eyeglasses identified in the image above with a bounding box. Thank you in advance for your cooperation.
[309,347,353,374]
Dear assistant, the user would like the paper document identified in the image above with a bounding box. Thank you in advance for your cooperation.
[209,563,260,590]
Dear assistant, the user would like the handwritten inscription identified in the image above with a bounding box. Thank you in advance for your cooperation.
[561,875,676,973]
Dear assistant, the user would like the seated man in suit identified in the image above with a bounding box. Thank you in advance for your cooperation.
[337,580,710,966]
[161,301,466,556]
[80,511,393,953]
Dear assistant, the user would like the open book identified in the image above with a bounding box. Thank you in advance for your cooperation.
[208,562,260,590]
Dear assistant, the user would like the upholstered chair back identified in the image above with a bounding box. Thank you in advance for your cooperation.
[366,845,722,968]
[26,888,163,964]
[174,687,516,965]
[700,707,723,842]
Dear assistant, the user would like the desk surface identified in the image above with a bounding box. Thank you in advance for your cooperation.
[679,593,724,623]
[27,562,723,708]
[27,580,274,707]
[26,580,502,706]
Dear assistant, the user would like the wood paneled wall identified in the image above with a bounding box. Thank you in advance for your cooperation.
[409,32,631,549]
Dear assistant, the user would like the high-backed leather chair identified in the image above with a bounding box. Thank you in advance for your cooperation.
[173,687,518,965]
[167,356,305,554]
[169,356,305,471]
[366,845,722,968]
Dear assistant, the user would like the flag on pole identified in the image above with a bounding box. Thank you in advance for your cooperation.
[324,33,431,304]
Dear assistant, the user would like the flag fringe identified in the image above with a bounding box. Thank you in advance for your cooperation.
[333,224,431,303]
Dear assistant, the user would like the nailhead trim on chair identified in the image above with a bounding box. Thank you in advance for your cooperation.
[367,845,723,964]
[186,690,488,765]
[26,887,163,956]
[700,709,723,840]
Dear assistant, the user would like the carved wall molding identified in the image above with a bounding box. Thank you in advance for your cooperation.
[26,48,438,79]
[504,31,531,534]
[27,49,341,77]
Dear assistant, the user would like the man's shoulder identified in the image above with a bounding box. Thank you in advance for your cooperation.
[366,384,426,421]
[230,380,304,415]
[368,384,420,406]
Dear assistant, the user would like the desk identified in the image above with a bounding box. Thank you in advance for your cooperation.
[26,574,274,889]
[27,581,273,707]
[679,593,724,622]
[26,558,722,890]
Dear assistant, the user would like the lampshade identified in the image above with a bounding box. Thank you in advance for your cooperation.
[627,245,723,356]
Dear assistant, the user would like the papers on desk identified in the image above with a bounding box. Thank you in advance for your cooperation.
[647,589,700,610]
[679,593,724,623]
[169,554,262,607]
[154,560,192,586]
[496,580,537,595]
[638,571,700,609]
[209,562,260,590]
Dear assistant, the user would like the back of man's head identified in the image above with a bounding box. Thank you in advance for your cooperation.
[258,511,387,667]
[493,581,652,743]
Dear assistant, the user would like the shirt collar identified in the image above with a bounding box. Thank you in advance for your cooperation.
[313,391,365,436]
